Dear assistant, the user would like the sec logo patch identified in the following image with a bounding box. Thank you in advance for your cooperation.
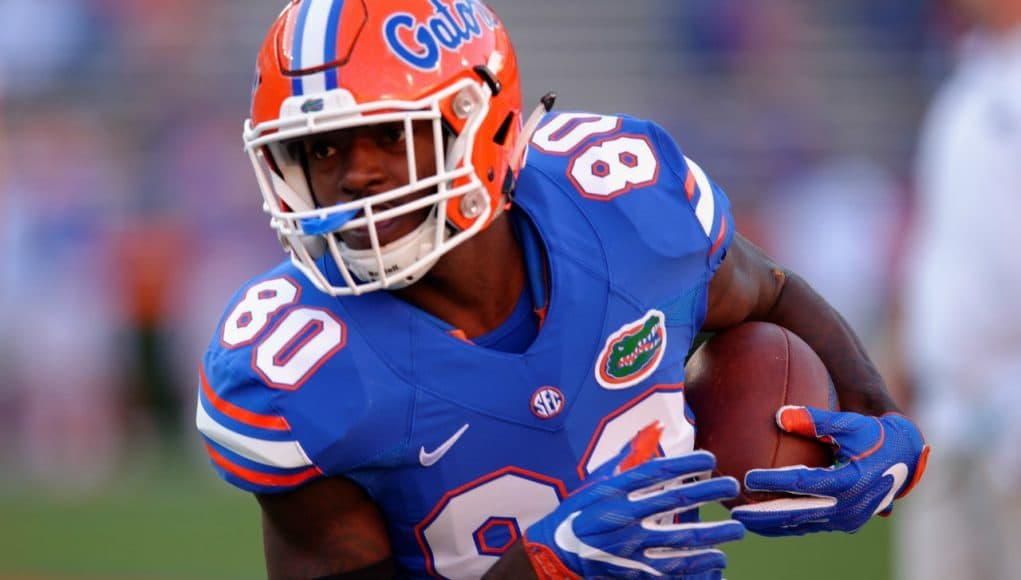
[531,386,564,419]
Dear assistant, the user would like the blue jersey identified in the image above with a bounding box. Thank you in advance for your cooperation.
[197,112,734,578]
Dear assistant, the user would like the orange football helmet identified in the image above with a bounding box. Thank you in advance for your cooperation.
[245,0,526,295]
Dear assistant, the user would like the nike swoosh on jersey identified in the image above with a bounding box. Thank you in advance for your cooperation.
[554,512,662,576]
[419,423,470,467]
[874,462,908,515]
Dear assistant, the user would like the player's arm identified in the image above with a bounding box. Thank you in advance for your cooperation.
[255,467,544,580]
[652,122,888,414]
[702,232,929,535]
[256,477,396,579]
[482,543,538,579]
[702,232,896,416]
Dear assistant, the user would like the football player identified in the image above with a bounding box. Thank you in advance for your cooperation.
[196,1,929,578]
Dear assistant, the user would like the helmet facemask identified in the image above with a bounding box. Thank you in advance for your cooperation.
[244,79,494,296]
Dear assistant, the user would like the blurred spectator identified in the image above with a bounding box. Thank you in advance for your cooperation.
[756,157,907,344]
[1,110,128,489]
[0,0,96,97]
[144,111,280,438]
[897,1,1021,578]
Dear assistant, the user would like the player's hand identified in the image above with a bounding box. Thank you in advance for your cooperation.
[522,423,745,579]
[730,406,930,536]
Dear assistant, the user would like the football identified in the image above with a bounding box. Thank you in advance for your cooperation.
[684,322,839,506]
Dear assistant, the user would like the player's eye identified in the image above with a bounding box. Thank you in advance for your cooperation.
[378,125,406,147]
[308,142,337,161]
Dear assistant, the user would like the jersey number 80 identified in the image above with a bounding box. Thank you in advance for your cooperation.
[220,277,346,389]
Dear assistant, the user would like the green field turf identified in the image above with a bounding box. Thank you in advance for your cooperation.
[0,454,891,579]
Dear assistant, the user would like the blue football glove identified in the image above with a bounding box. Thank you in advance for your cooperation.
[731,405,930,537]
[523,423,746,579]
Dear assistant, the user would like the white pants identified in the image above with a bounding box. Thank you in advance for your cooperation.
[896,448,1021,580]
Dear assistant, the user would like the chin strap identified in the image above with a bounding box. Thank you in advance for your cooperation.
[337,210,442,289]
[509,92,557,172]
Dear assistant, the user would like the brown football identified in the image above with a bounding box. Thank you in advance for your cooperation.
[684,322,839,506]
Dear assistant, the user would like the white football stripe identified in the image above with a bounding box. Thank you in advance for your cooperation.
[684,156,716,238]
[297,0,335,94]
[196,397,313,469]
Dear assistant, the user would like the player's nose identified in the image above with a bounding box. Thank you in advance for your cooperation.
[339,137,388,201]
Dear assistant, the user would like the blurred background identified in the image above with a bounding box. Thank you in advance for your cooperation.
[0,0,1007,578]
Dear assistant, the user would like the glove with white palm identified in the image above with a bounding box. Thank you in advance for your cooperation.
[731,406,930,536]
[523,423,746,579]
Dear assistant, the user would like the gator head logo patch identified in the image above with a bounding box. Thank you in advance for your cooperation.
[595,310,667,389]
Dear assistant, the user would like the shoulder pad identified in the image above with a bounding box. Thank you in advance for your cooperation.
[522,111,734,271]
[197,264,328,493]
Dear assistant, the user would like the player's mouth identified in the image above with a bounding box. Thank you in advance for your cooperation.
[341,207,430,250]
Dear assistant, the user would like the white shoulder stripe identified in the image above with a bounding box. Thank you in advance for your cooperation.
[684,156,716,238]
[196,398,313,469]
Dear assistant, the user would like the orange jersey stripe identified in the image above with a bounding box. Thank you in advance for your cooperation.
[533,304,549,330]
[710,215,728,255]
[684,168,697,201]
[200,364,290,431]
[206,443,321,488]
